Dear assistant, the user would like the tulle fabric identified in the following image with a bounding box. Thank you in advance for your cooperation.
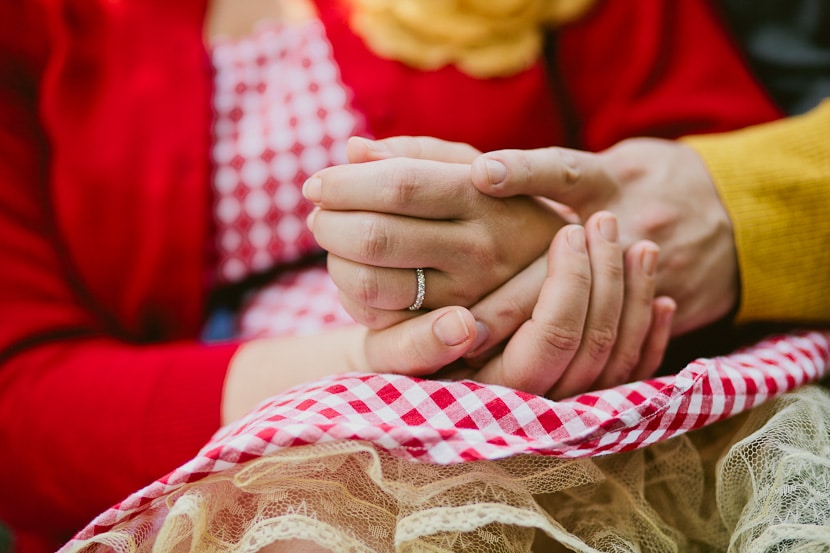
[64,383,830,552]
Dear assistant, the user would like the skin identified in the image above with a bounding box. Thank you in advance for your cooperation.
[304,137,562,329]
[208,3,678,416]
[469,138,738,339]
[227,209,673,423]
[305,137,676,400]
[461,212,676,399]
[308,136,734,346]
[222,304,478,423]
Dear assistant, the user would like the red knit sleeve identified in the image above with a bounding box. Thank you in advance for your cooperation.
[0,5,238,548]
[554,0,783,151]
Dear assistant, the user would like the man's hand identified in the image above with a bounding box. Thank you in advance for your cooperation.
[363,211,675,400]
[470,138,738,338]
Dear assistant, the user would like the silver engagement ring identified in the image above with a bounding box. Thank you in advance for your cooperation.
[408,268,426,311]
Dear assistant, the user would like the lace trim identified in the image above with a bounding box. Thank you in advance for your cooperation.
[60,386,830,552]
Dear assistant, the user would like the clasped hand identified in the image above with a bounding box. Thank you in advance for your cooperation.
[303,137,557,329]
[303,136,732,398]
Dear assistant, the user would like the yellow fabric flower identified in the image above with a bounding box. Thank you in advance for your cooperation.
[348,0,597,78]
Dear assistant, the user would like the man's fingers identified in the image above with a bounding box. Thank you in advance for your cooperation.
[465,255,547,361]
[592,241,660,390]
[346,136,481,164]
[470,147,617,210]
[547,212,624,400]
[629,296,676,382]
[474,225,591,395]
[363,307,477,376]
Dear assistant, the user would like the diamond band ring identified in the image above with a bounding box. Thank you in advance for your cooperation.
[408,268,426,311]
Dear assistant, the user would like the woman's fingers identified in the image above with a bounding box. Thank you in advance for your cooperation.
[473,224,592,395]
[311,203,558,327]
[346,136,482,164]
[362,306,478,376]
[470,147,617,211]
[330,253,482,331]
[310,209,464,269]
[327,255,471,312]
[304,157,481,219]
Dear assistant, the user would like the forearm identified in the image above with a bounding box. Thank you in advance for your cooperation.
[0,338,237,538]
[222,326,366,424]
[682,100,830,324]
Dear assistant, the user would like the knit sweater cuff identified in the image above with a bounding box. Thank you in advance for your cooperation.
[682,101,830,325]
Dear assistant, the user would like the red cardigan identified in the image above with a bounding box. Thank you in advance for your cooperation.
[0,0,779,549]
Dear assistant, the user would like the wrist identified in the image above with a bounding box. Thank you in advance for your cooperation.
[222,327,367,424]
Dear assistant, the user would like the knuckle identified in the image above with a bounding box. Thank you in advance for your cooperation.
[358,217,390,264]
[441,276,477,307]
[405,137,427,159]
[515,150,533,188]
[556,148,581,187]
[539,319,583,354]
[451,286,478,307]
[342,292,384,330]
[584,326,618,361]
[383,164,420,210]
[612,349,641,377]
[471,242,500,280]
[637,209,676,237]
[600,261,625,283]
[402,332,433,374]
[499,291,533,322]
[353,265,381,305]
[567,268,593,290]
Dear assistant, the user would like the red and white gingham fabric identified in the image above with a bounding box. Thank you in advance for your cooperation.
[210,20,365,284]
[64,329,830,544]
[238,264,355,338]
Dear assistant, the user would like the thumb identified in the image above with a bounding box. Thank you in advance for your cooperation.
[470,147,616,210]
[363,307,477,376]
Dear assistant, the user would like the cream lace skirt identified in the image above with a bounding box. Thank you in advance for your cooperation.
[63,382,830,552]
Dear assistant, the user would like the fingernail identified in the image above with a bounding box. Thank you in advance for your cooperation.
[467,320,490,355]
[360,137,390,156]
[641,246,658,276]
[302,176,322,203]
[484,159,507,185]
[433,309,471,347]
[599,214,618,242]
[567,226,586,252]
[305,208,318,231]
[657,300,676,332]
[662,303,676,326]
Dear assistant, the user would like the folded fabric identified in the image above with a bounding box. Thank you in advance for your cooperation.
[62,330,830,548]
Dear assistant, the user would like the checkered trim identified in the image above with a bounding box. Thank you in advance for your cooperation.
[63,330,830,545]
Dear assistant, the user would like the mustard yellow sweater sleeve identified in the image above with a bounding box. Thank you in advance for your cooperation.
[682,100,830,325]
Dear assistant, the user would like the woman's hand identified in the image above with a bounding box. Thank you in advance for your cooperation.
[303,136,565,330]
[222,304,480,424]
[224,211,674,422]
